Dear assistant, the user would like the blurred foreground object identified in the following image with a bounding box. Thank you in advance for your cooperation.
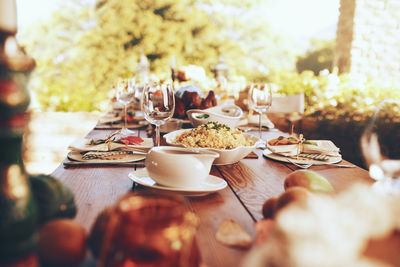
[244,183,400,266]
[0,0,38,265]
[361,100,400,194]
[98,192,200,267]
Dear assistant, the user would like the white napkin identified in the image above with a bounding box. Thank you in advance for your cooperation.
[267,140,340,157]
[98,114,121,124]
[68,137,153,152]
[238,114,275,129]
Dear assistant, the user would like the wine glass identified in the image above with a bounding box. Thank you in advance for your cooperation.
[360,100,400,194]
[248,83,273,139]
[115,78,136,136]
[141,82,175,146]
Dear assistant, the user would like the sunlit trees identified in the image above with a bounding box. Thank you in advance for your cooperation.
[19,0,299,111]
[296,39,334,75]
[19,0,234,111]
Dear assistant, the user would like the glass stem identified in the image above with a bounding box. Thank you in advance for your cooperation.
[156,125,160,146]
[124,104,128,130]
[258,112,262,139]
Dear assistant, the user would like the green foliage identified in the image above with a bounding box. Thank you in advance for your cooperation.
[296,39,334,75]
[269,69,400,123]
[19,0,299,111]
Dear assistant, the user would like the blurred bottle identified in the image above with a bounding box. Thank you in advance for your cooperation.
[170,55,178,89]
[98,192,200,267]
[135,53,149,84]
[0,0,38,266]
[212,56,229,95]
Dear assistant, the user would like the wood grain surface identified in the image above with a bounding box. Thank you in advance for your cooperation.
[50,126,375,267]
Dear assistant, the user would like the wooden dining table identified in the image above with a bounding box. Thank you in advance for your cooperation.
[52,125,374,267]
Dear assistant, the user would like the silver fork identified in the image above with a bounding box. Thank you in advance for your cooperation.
[286,158,356,168]
[286,159,312,169]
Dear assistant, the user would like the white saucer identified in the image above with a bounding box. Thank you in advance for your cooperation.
[128,169,227,197]
[263,149,342,165]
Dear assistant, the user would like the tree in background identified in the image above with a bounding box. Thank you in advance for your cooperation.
[296,39,334,75]
[19,0,299,111]
[197,0,298,80]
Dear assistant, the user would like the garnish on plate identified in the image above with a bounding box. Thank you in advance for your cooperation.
[82,151,133,160]
[268,135,317,146]
[88,131,144,148]
[118,136,143,146]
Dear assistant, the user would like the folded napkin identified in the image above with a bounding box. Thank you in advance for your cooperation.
[98,114,121,124]
[68,137,153,152]
[238,114,275,129]
[267,140,340,157]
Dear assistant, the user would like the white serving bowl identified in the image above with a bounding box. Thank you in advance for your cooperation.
[164,129,262,165]
[145,146,219,188]
[186,104,243,128]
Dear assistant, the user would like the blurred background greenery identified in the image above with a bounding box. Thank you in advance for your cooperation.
[15,0,400,169]
[16,0,400,122]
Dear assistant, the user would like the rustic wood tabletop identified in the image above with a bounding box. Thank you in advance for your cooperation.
[52,126,374,267]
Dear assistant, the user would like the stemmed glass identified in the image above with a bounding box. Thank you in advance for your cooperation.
[360,100,400,194]
[115,78,136,136]
[141,82,175,146]
[248,83,273,139]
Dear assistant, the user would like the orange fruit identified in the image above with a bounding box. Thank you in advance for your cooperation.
[38,219,87,267]
[262,197,278,219]
[275,187,310,215]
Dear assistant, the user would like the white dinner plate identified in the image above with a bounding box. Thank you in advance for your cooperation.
[68,151,146,163]
[68,137,153,153]
[263,149,342,165]
[128,169,227,197]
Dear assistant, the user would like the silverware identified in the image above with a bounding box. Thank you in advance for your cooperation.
[287,159,312,169]
[238,126,272,132]
[286,159,356,169]
[63,161,145,168]
[297,153,330,161]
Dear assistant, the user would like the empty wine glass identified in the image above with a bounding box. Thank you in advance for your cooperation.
[115,78,136,136]
[141,82,175,146]
[248,83,273,139]
[360,100,400,194]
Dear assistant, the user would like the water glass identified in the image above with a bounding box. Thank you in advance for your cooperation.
[141,82,175,146]
[248,83,273,139]
[115,78,136,136]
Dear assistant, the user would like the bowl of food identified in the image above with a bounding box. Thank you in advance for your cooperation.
[164,122,262,165]
[186,104,243,128]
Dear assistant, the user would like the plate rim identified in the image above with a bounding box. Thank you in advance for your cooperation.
[128,170,227,193]
[67,151,146,163]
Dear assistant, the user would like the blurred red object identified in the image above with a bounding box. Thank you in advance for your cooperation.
[98,192,200,267]
[119,136,143,145]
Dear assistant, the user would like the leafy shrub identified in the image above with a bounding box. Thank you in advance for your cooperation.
[296,39,334,75]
